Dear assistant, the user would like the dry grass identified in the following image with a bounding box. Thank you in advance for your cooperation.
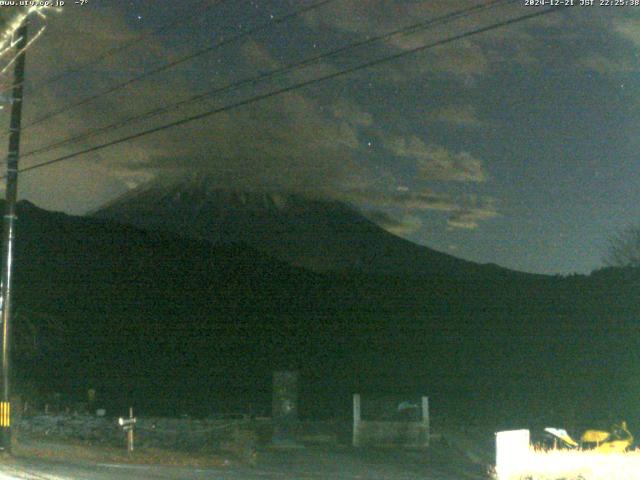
[10,433,241,468]
[497,447,640,480]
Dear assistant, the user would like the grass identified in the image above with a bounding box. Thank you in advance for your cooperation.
[9,432,246,468]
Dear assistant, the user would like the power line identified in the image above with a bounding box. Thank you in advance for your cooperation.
[16,5,568,177]
[0,0,220,97]
[20,0,510,160]
[6,0,338,137]
[18,4,566,175]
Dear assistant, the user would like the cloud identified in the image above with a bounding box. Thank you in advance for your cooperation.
[417,147,486,183]
[240,39,280,71]
[304,0,567,82]
[343,188,449,212]
[388,136,487,183]
[554,11,640,75]
[115,88,371,194]
[5,7,154,213]
[613,17,640,48]
[8,2,498,235]
[362,210,422,236]
[447,203,498,230]
[391,37,489,77]
[312,0,635,91]
[304,1,492,81]
[578,54,632,75]
[304,0,392,36]
[342,188,498,230]
[330,99,373,127]
[572,14,640,75]
[9,5,380,214]
[430,104,483,128]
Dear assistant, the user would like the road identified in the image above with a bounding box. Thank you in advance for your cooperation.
[0,446,489,479]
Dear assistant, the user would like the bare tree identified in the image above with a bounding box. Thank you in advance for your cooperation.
[604,226,640,268]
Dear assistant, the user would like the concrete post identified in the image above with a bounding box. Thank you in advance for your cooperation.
[421,396,429,446]
[352,394,361,447]
[272,370,299,447]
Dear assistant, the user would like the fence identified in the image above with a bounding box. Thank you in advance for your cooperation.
[352,394,429,448]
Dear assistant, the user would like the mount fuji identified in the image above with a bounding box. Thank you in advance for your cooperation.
[92,175,513,278]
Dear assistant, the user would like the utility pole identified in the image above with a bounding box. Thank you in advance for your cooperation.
[0,20,28,453]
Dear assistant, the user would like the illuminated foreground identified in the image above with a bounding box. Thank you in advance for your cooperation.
[497,447,640,480]
[495,429,640,480]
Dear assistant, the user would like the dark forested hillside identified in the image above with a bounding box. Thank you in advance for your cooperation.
[6,200,640,426]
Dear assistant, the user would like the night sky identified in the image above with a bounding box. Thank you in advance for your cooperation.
[1,1,638,275]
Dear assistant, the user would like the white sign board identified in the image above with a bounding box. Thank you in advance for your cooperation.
[495,429,530,480]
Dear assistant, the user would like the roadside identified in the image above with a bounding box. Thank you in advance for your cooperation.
[0,429,492,480]
[0,413,498,479]
[12,434,236,468]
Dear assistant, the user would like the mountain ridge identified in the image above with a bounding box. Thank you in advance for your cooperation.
[91,177,541,279]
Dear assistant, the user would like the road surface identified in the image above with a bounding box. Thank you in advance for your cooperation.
[0,446,489,479]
